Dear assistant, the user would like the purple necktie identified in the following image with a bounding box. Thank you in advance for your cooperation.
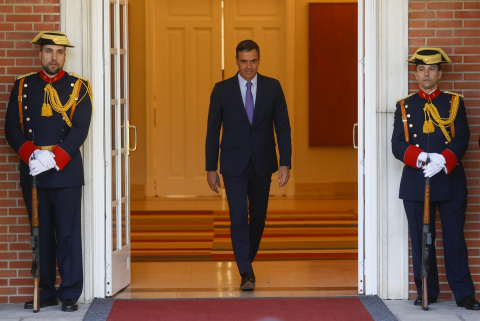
[245,81,254,124]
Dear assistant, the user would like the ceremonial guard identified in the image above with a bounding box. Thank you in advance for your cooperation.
[391,47,479,310]
[5,31,92,312]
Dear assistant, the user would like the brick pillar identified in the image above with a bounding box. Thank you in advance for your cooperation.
[0,0,60,304]
[408,0,480,300]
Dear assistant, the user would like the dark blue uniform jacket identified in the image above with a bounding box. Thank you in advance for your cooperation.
[391,90,469,202]
[5,70,92,188]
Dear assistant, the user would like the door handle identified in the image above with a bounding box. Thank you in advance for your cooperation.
[128,124,137,153]
[353,123,358,149]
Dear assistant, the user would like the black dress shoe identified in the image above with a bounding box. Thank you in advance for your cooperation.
[61,298,78,312]
[24,297,58,309]
[457,295,480,310]
[413,296,437,306]
[240,272,255,291]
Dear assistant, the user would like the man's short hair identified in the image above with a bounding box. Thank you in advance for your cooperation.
[39,45,67,52]
[416,63,441,71]
[236,40,260,59]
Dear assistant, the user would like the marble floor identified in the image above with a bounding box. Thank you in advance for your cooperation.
[118,196,359,299]
[113,259,358,299]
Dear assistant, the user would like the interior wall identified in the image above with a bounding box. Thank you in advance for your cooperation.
[128,0,359,198]
[128,0,147,196]
[293,0,358,197]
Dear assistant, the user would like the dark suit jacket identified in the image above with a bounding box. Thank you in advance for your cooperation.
[205,73,291,177]
[391,91,469,202]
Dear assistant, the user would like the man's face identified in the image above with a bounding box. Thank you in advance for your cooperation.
[415,64,442,92]
[236,49,259,81]
[39,44,66,76]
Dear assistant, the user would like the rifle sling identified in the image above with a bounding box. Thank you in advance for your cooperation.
[449,97,456,138]
[69,82,82,121]
[400,100,409,143]
[18,78,25,133]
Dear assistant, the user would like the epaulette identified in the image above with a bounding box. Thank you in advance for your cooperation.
[68,72,90,83]
[443,91,464,99]
[396,93,416,103]
[17,72,37,80]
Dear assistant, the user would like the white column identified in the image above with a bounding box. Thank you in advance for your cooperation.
[60,0,107,302]
[378,0,410,299]
[364,0,409,299]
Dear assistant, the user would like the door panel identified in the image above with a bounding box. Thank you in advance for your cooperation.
[224,0,286,195]
[357,0,365,295]
[150,0,222,196]
[105,0,131,297]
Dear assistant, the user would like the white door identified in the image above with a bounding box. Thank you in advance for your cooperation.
[357,0,365,295]
[105,0,134,297]
[146,0,222,196]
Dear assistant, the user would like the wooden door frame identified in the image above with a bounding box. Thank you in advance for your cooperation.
[144,0,156,197]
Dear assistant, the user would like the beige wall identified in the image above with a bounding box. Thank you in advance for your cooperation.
[293,0,358,189]
[129,0,147,191]
[128,0,358,196]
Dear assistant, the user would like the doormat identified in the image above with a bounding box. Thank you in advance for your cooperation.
[84,295,396,321]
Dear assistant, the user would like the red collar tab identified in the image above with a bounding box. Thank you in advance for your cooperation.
[40,69,65,83]
[419,87,440,100]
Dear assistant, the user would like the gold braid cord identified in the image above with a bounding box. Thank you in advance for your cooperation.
[42,79,92,127]
[423,95,459,143]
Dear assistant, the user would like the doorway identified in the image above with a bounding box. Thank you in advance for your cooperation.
[123,0,361,298]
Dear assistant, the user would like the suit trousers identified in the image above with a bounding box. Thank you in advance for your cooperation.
[22,186,83,302]
[222,159,272,275]
[403,199,475,302]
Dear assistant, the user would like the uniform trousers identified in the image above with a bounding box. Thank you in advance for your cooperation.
[403,199,475,302]
[222,160,272,275]
[22,186,83,302]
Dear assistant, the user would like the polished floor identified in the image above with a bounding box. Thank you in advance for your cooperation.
[114,259,358,299]
[116,196,359,299]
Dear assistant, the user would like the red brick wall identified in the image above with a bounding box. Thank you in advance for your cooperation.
[409,0,480,300]
[0,0,59,304]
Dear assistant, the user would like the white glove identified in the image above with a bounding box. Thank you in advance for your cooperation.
[31,149,56,169]
[423,161,444,178]
[417,152,428,168]
[428,153,446,166]
[29,159,50,176]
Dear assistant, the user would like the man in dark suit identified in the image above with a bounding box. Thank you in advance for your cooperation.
[205,40,291,290]
[5,31,92,312]
[392,47,479,310]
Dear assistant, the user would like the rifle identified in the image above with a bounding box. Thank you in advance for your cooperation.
[421,127,432,311]
[421,168,431,311]
[30,133,40,313]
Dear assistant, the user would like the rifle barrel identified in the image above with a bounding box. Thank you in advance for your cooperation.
[421,176,431,311]
[31,177,40,313]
